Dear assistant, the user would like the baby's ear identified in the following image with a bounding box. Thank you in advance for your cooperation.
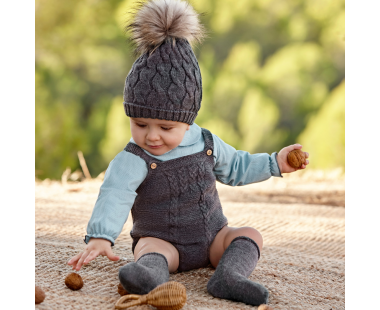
[187,124,190,130]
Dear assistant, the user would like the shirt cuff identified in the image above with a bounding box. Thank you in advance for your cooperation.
[270,152,283,178]
[84,234,115,246]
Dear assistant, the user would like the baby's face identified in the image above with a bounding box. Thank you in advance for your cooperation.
[130,117,190,156]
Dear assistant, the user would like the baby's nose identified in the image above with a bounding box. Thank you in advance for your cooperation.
[146,130,160,141]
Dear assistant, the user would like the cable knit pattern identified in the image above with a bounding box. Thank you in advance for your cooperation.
[178,166,188,193]
[188,163,199,194]
[125,128,228,272]
[123,39,202,124]
[196,161,213,245]
[164,169,181,241]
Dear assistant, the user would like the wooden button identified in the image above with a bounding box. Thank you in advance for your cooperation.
[207,150,212,156]
[150,163,157,169]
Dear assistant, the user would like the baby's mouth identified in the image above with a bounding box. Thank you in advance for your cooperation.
[147,144,163,149]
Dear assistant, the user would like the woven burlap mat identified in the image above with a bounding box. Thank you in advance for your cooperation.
[35,173,344,309]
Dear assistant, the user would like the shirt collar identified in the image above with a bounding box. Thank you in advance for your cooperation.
[179,123,201,146]
[129,123,201,147]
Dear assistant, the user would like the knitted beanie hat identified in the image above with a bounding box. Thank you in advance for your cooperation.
[123,0,205,125]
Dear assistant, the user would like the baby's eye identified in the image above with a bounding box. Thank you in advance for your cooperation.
[161,127,172,131]
[136,124,146,128]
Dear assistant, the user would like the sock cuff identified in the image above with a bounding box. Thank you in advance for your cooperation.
[136,252,169,268]
[230,236,261,259]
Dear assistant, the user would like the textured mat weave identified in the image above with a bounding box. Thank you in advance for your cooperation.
[35,172,344,309]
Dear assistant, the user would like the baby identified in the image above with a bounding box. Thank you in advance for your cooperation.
[68,0,309,306]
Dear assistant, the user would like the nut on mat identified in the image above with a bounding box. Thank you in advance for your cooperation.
[287,149,307,169]
[258,305,274,310]
[65,273,84,290]
[115,281,187,310]
[35,285,45,304]
[118,283,129,296]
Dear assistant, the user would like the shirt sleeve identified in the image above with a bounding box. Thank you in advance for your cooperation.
[212,134,282,186]
[84,150,148,246]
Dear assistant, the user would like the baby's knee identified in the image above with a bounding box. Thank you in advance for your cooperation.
[231,227,263,252]
[134,237,179,272]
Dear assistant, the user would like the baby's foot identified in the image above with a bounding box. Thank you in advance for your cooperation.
[119,252,169,295]
[207,236,268,306]
[207,268,268,305]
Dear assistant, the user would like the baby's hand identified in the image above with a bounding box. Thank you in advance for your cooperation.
[67,238,120,271]
[277,144,309,174]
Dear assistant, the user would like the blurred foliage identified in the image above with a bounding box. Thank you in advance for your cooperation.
[99,96,132,163]
[36,0,345,179]
[298,80,345,169]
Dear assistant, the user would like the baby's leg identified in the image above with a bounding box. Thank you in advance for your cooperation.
[209,226,263,268]
[119,237,179,294]
[134,237,180,272]
[207,226,268,306]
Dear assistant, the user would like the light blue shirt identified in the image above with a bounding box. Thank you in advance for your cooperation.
[85,123,282,245]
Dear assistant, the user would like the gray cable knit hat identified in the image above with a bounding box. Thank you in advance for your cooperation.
[123,0,205,125]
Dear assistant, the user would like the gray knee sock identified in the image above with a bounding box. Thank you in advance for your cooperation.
[207,236,269,306]
[118,252,170,295]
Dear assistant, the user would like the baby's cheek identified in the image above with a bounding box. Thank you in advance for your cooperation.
[165,134,182,148]
[166,140,178,150]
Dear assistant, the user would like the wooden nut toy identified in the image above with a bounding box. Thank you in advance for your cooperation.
[118,283,129,296]
[287,149,307,169]
[35,285,46,304]
[65,273,84,290]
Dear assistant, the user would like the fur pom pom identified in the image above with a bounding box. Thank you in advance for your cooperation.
[126,0,206,55]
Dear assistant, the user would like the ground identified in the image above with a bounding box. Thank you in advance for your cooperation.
[35,169,344,309]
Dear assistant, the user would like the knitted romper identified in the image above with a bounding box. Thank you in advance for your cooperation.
[124,128,228,272]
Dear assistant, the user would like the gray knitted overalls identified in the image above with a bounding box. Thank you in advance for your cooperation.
[124,128,228,272]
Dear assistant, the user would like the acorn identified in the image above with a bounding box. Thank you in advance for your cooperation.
[287,149,307,169]
[35,285,45,304]
[65,273,84,290]
[118,283,129,296]
[258,305,274,310]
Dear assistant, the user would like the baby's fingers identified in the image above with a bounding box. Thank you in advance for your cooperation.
[68,252,83,266]
[281,144,302,154]
[75,251,90,271]
[84,250,99,265]
[286,143,302,151]
[300,160,309,169]
[105,248,120,262]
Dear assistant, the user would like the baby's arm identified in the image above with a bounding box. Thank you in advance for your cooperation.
[68,151,147,271]
[212,134,308,186]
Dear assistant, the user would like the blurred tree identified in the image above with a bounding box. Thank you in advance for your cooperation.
[298,80,345,169]
[257,43,331,148]
[36,0,132,178]
[238,88,283,153]
[36,0,345,178]
[209,42,261,128]
[99,96,132,163]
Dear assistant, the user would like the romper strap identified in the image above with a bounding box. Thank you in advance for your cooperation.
[201,128,214,151]
[124,143,156,165]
